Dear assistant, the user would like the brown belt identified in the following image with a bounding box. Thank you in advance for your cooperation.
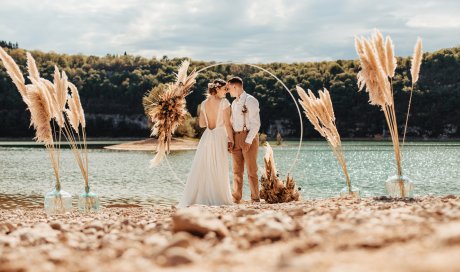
[234,130,249,134]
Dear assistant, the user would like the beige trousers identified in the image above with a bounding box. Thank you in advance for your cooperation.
[232,131,259,202]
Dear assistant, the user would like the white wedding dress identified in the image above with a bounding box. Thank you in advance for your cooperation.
[178,98,233,208]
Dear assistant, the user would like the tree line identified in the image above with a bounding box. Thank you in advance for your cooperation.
[0,41,459,139]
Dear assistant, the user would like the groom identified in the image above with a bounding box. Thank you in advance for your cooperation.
[226,77,261,203]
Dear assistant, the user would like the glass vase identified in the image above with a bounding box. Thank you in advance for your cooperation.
[78,186,100,212]
[44,188,72,215]
[340,186,360,198]
[385,175,414,198]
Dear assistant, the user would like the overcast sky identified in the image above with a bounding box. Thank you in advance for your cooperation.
[1,0,459,63]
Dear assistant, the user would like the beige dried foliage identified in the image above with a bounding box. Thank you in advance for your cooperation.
[0,49,90,193]
[385,37,397,77]
[403,37,424,145]
[298,86,353,194]
[259,143,300,203]
[26,52,40,81]
[41,78,64,127]
[143,60,198,166]
[0,47,28,105]
[355,37,392,106]
[373,30,388,77]
[27,86,53,145]
[53,66,68,116]
[355,29,408,197]
[410,38,423,84]
[66,96,80,131]
[68,82,86,128]
[297,86,340,147]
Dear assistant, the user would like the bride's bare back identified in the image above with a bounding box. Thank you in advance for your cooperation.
[203,97,222,129]
[198,95,233,144]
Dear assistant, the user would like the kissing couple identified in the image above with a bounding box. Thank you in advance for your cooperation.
[178,77,261,208]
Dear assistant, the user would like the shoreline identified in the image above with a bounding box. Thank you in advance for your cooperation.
[1,138,459,151]
[103,138,199,151]
[1,196,460,271]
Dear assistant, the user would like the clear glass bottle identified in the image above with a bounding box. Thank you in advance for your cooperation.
[78,186,100,212]
[340,186,360,198]
[44,188,72,215]
[385,175,414,198]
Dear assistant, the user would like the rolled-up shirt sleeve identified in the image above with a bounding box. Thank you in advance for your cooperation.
[245,97,260,144]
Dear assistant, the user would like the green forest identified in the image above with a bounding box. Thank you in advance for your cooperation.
[1,41,459,139]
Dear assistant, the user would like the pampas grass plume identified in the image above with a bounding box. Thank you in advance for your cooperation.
[385,36,397,77]
[26,52,40,81]
[411,38,423,84]
[0,47,28,105]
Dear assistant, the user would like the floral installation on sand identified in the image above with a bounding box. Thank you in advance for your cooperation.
[143,60,198,166]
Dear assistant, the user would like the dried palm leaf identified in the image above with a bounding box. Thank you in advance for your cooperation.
[143,60,198,166]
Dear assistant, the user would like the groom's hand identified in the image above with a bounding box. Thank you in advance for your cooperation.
[242,142,251,153]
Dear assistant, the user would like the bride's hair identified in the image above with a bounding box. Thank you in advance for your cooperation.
[207,79,226,95]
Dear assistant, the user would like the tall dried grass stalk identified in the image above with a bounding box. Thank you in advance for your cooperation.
[385,37,397,77]
[410,38,423,85]
[143,60,198,166]
[0,49,90,194]
[26,52,40,81]
[0,49,63,190]
[403,38,423,144]
[373,30,388,78]
[297,86,352,194]
[355,29,406,197]
[27,86,53,145]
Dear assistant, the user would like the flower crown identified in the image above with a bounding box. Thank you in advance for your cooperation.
[208,82,224,90]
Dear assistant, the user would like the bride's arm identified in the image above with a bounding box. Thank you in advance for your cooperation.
[198,103,207,128]
[223,107,234,143]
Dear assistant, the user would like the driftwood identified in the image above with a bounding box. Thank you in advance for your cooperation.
[259,144,300,204]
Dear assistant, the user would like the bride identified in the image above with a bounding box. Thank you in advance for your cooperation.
[178,79,234,207]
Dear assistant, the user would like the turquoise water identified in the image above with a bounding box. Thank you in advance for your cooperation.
[0,141,459,208]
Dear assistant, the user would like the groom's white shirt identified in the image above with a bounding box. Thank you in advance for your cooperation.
[231,91,261,144]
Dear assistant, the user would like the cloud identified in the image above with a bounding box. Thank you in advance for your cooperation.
[0,0,459,63]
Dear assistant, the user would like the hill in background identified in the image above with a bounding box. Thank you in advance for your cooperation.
[1,42,459,139]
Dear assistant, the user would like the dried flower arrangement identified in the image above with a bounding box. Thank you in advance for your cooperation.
[0,47,97,213]
[260,143,300,203]
[297,87,359,197]
[143,60,198,166]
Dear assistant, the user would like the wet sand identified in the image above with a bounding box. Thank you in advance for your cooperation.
[1,196,460,271]
[104,138,198,151]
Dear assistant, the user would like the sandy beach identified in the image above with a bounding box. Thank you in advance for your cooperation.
[1,196,460,271]
[104,138,198,151]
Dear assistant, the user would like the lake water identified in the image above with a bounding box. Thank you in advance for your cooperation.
[0,141,459,209]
